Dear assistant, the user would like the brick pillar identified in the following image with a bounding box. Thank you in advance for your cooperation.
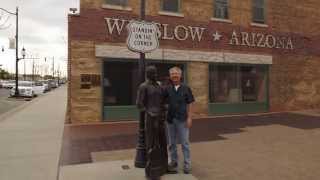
[187,62,209,117]
[69,40,102,124]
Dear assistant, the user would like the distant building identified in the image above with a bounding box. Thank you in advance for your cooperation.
[67,0,320,124]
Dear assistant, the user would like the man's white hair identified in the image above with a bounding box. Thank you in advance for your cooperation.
[169,66,182,74]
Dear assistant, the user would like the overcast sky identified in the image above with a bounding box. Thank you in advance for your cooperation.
[0,0,79,77]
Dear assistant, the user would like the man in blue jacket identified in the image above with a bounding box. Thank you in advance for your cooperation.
[164,66,195,174]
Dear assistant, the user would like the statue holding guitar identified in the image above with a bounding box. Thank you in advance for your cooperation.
[136,66,168,180]
[136,65,195,179]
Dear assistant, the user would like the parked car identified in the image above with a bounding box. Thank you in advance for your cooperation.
[10,81,35,98]
[59,79,67,84]
[33,81,46,94]
[48,79,58,89]
[39,80,51,92]
[0,80,4,88]
[2,80,15,89]
[10,81,45,97]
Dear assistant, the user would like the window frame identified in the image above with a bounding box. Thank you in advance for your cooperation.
[102,58,187,107]
[102,0,132,11]
[252,0,266,24]
[105,0,128,6]
[102,58,187,121]
[214,0,229,20]
[208,63,268,104]
[160,0,181,13]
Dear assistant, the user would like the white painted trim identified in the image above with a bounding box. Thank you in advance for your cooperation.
[95,44,273,64]
[158,11,184,17]
[250,22,269,28]
[102,4,132,11]
[211,17,232,24]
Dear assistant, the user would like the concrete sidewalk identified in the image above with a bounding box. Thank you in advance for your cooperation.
[60,160,198,180]
[0,86,67,180]
[59,111,320,180]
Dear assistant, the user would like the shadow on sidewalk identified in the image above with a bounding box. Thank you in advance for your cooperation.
[60,112,320,166]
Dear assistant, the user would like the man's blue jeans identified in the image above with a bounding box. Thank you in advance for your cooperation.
[167,118,191,169]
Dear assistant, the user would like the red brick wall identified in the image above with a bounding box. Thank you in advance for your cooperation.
[68,1,320,121]
[69,9,318,56]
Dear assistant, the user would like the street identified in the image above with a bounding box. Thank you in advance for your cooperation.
[0,88,26,115]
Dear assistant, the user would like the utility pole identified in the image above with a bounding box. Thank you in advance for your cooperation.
[52,56,55,79]
[57,64,60,85]
[32,59,35,81]
[24,58,26,80]
[15,7,19,95]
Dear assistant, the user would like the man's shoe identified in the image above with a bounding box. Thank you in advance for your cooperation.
[183,167,191,174]
[167,162,178,174]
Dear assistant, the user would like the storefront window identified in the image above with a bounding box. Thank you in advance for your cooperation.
[148,63,184,86]
[209,65,239,103]
[103,60,184,106]
[103,61,138,106]
[209,64,267,103]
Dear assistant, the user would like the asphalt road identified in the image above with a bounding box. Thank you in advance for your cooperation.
[0,88,26,115]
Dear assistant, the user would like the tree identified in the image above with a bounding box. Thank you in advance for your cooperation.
[43,75,53,80]
[0,67,10,79]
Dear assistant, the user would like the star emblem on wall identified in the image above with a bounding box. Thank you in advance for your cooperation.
[212,31,222,41]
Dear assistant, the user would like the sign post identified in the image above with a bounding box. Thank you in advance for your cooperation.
[128,0,160,168]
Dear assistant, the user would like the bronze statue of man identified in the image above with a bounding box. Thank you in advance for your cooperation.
[136,65,168,180]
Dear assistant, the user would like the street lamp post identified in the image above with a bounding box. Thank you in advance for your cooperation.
[0,7,25,97]
[14,46,25,96]
[52,57,55,80]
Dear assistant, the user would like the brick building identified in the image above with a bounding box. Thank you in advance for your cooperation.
[67,0,320,124]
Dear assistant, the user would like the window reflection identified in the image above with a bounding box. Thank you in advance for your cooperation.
[105,0,128,6]
[161,0,180,13]
[103,61,184,106]
[241,66,267,102]
[214,0,229,19]
[209,64,267,103]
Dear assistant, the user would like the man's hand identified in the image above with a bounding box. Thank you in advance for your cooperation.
[186,117,192,128]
